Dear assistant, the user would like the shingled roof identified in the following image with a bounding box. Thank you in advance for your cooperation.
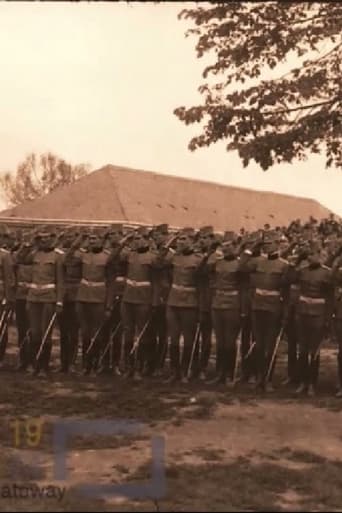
[0,164,333,231]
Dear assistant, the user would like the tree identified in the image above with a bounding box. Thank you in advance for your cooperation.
[0,152,90,206]
[174,2,342,170]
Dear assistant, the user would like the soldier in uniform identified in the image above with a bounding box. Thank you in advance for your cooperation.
[120,227,160,379]
[202,232,242,384]
[282,239,309,386]
[0,225,16,369]
[194,226,215,380]
[149,223,172,376]
[21,227,64,377]
[239,230,290,392]
[13,229,34,371]
[55,227,82,373]
[329,241,342,396]
[238,232,261,383]
[162,227,204,384]
[98,224,127,375]
[293,240,333,396]
[66,228,115,375]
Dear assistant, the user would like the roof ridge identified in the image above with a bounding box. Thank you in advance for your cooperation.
[106,164,323,205]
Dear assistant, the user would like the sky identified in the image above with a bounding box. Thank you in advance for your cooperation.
[0,1,341,215]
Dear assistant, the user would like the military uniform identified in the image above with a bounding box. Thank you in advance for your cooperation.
[194,226,214,380]
[149,224,171,376]
[23,230,64,375]
[204,236,242,383]
[99,225,127,374]
[238,233,260,382]
[331,254,342,394]
[13,243,33,370]
[164,228,203,382]
[0,235,16,367]
[293,242,333,395]
[56,229,82,373]
[120,227,158,378]
[68,231,115,374]
[239,231,289,390]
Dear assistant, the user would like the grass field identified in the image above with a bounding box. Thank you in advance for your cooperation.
[1,327,342,512]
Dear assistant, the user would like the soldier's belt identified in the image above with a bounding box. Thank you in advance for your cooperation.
[81,278,105,287]
[126,279,151,287]
[18,281,30,287]
[290,284,300,291]
[216,289,239,296]
[299,295,325,304]
[255,288,281,297]
[172,284,196,292]
[115,276,126,283]
[29,283,56,290]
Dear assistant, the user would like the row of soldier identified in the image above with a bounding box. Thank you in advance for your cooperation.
[0,217,341,397]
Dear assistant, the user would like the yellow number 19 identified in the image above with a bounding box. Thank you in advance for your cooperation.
[9,418,44,448]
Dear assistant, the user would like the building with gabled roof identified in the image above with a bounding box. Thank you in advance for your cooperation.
[0,164,333,231]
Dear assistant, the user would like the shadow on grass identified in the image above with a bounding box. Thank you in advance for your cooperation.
[126,449,342,512]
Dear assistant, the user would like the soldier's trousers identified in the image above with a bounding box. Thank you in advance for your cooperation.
[166,306,198,377]
[16,299,30,368]
[0,305,9,363]
[296,314,325,386]
[212,309,240,380]
[121,302,151,373]
[334,318,342,386]
[240,312,257,380]
[101,299,123,370]
[285,308,299,382]
[58,301,79,372]
[192,311,212,376]
[149,304,168,373]
[76,302,105,370]
[252,310,281,385]
[27,302,55,372]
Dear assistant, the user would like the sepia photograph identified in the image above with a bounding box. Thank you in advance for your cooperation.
[0,1,341,511]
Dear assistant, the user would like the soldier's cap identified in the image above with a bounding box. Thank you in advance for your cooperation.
[107,223,123,235]
[247,231,262,244]
[263,230,280,244]
[0,224,11,237]
[153,223,169,235]
[213,233,223,245]
[87,227,103,238]
[198,225,214,237]
[36,225,55,237]
[64,225,80,236]
[223,230,236,242]
[135,226,150,238]
[179,227,196,238]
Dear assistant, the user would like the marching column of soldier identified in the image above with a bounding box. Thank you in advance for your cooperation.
[0,214,342,397]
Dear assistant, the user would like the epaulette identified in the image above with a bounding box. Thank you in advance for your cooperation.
[168,247,176,255]
[103,248,111,255]
[80,247,88,253]
[322,264,331,270]
[279,257,289,264]
[0,247,9,254]
[54,248,65,255]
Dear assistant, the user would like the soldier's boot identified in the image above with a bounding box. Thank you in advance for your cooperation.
[307,384,316,397]
[209,375,226,385]
[336,354,342,397]
[264,380,275,393]
[295,383,308,395]
[309,353,320,394]
[163,372,179,384]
